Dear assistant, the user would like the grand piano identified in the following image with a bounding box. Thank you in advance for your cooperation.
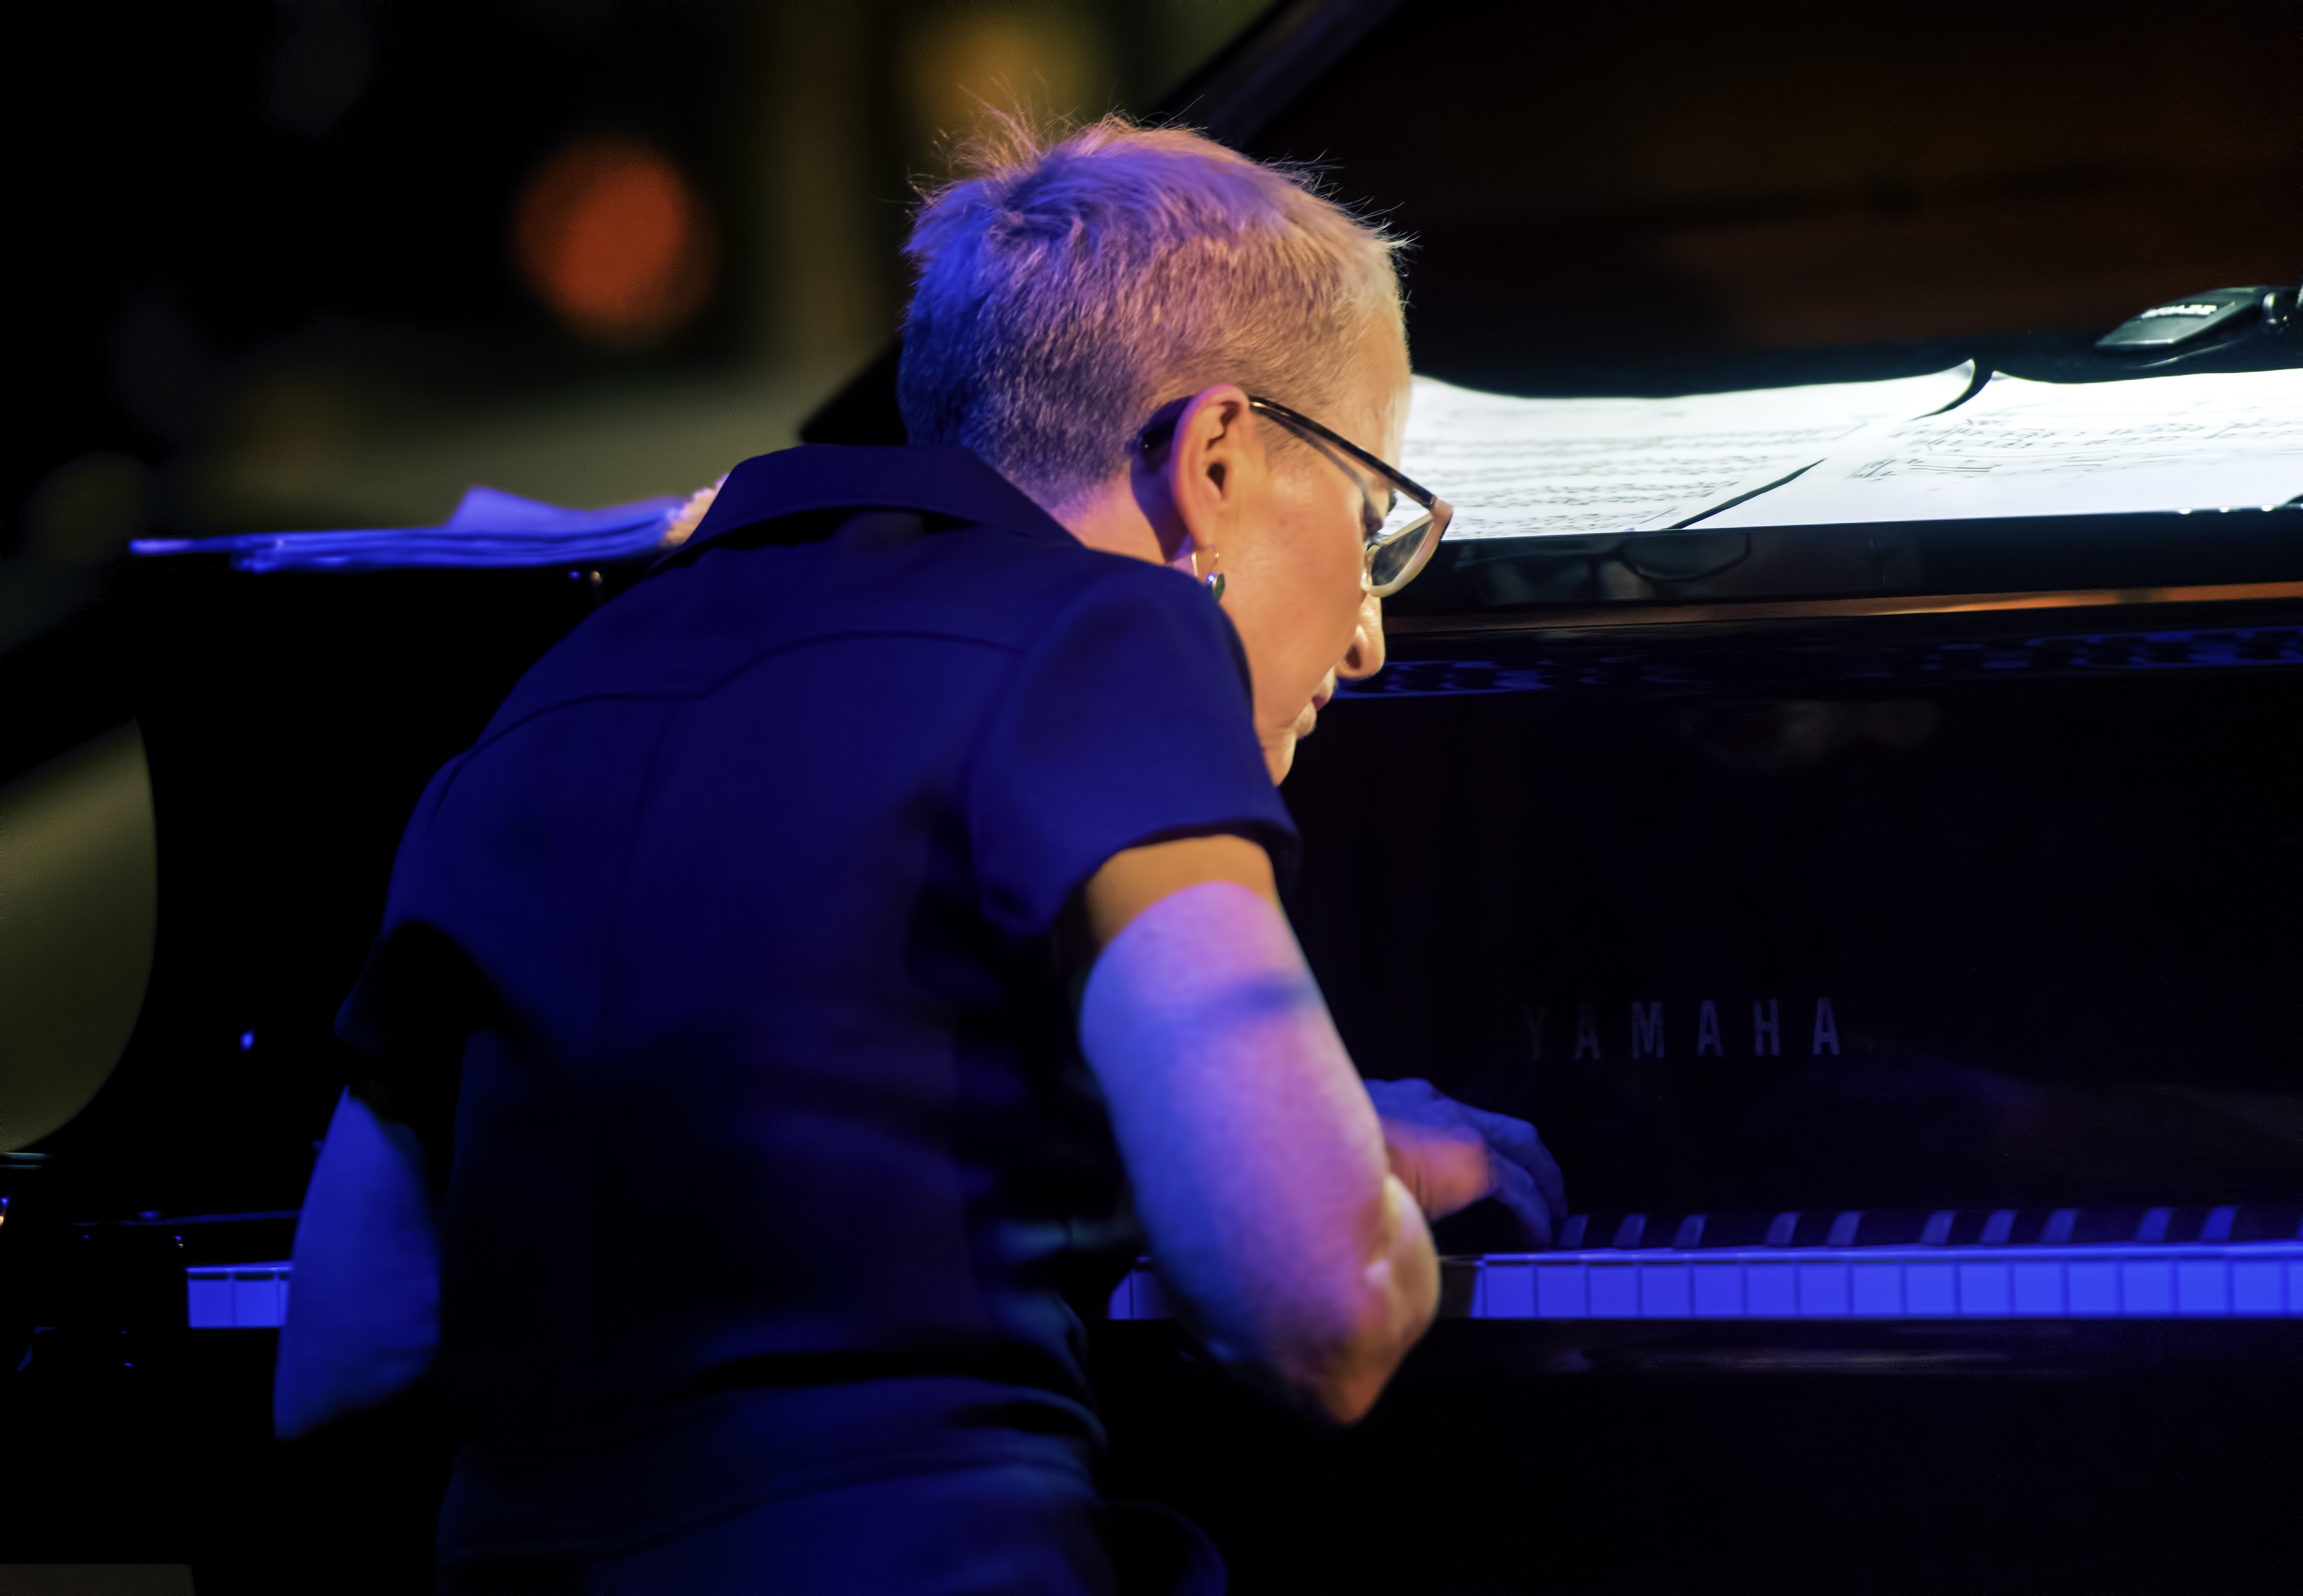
[4,0,2300,1590]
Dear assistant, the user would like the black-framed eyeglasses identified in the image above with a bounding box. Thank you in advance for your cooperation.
[1139,396,1451,598]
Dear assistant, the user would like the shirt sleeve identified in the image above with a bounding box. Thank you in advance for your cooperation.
[966,561,1298,939]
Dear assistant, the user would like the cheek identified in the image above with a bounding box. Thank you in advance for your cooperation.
[1242,477,1366,714]
[1265,477,1364,604]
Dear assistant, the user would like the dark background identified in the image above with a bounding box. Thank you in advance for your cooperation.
[2,1,2298,1590]
[1255,0,2301,386]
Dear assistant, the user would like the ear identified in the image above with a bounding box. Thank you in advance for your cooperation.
[1161,384,1268,581]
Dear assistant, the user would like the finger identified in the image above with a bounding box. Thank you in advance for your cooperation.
[1540,1167,1567,1220]
[1363,1077,1445,1125]
[1524,1135,1568,1220]
[1489,1159,1555,1248]
[1462,1106,1542,1167]
[1460,1107,1567,1218]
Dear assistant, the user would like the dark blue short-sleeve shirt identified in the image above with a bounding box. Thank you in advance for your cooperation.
[338,445,1295,1561]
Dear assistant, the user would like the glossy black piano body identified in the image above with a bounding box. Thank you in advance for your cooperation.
[1057,5,2303,1586]
[7,0,2303,1589]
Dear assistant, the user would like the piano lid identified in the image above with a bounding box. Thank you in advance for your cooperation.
[805,0,2303,622]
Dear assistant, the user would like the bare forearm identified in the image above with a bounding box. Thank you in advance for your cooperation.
[275,1090,440,1438]
[1079,880,1439,1422]
[1313,1171,1439,1422]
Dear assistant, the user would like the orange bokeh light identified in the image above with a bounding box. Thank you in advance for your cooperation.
[514,135,717,348]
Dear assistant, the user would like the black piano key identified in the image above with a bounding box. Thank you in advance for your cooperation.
[2231,1204,2303,1243]
[1695,1212,1776,1249]
[1853,1210,1933,1246]
[1788,1211,1838,1248]
[2072,1207,2151,1246]
[1949,1210,2012,1246]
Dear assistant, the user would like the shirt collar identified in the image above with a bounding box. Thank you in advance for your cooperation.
[663,444,1076,570]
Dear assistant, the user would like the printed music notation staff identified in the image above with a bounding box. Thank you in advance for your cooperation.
[1696,367,2303,527]
[1400,367,1976,540]
[1409,365,2301,542]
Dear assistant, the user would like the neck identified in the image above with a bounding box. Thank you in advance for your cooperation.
[1047,477,1193,575]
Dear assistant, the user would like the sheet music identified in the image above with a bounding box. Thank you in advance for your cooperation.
[1695,368,2303,528]
[1401,365,1975,540]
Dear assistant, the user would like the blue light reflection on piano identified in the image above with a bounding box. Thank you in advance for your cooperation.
[1107,1207,2303,1322]
[1343,626,2303,698]
[130,485,683,573]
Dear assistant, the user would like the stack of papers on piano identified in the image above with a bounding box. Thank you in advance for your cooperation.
[1402,365,1978,539]
[1693,367,2303,527]
[132,485,689,573]
[1412,364,2302,539]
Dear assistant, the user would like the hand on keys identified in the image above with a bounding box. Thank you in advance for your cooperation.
[1362,1077,1567,1248]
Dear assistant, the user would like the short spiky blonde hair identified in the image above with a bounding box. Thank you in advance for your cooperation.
[898,115,1404,508]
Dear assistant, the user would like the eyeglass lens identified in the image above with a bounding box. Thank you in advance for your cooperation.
[1368,514,1433,594]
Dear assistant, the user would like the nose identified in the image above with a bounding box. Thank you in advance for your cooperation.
[1337,591,1386,680]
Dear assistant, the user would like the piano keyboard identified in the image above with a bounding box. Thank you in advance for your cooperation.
[186,1262,291,1329]
[1108,1207,2303,1323]
[188,1207,2303,1329]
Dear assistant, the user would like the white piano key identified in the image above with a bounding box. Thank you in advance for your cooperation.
[186,1264,292,1329]
[231,1269,285,1328]
[1640,1262,1692,1318]
[1484,1261,1535,1319]
[2122,1260,2174,1315]
[1746,1263,1797,1318]
[2011,1261,2065,1316]
[1957,1261,2011,1316]
[1691,1263,1744,1318]
[1535,1263,1589,1319]
[2288,1262,2303,1315]
[2068,1261,2120,1316]
[2175,1259,2230,1315]
[2230,1260,2284,1316]
[1850,1262,1902,1317]
[1588,1264,1640,1318]
[186,1272,234,1329]
[1797,1261,1850,1316]
[1905,1262,1957,1316]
